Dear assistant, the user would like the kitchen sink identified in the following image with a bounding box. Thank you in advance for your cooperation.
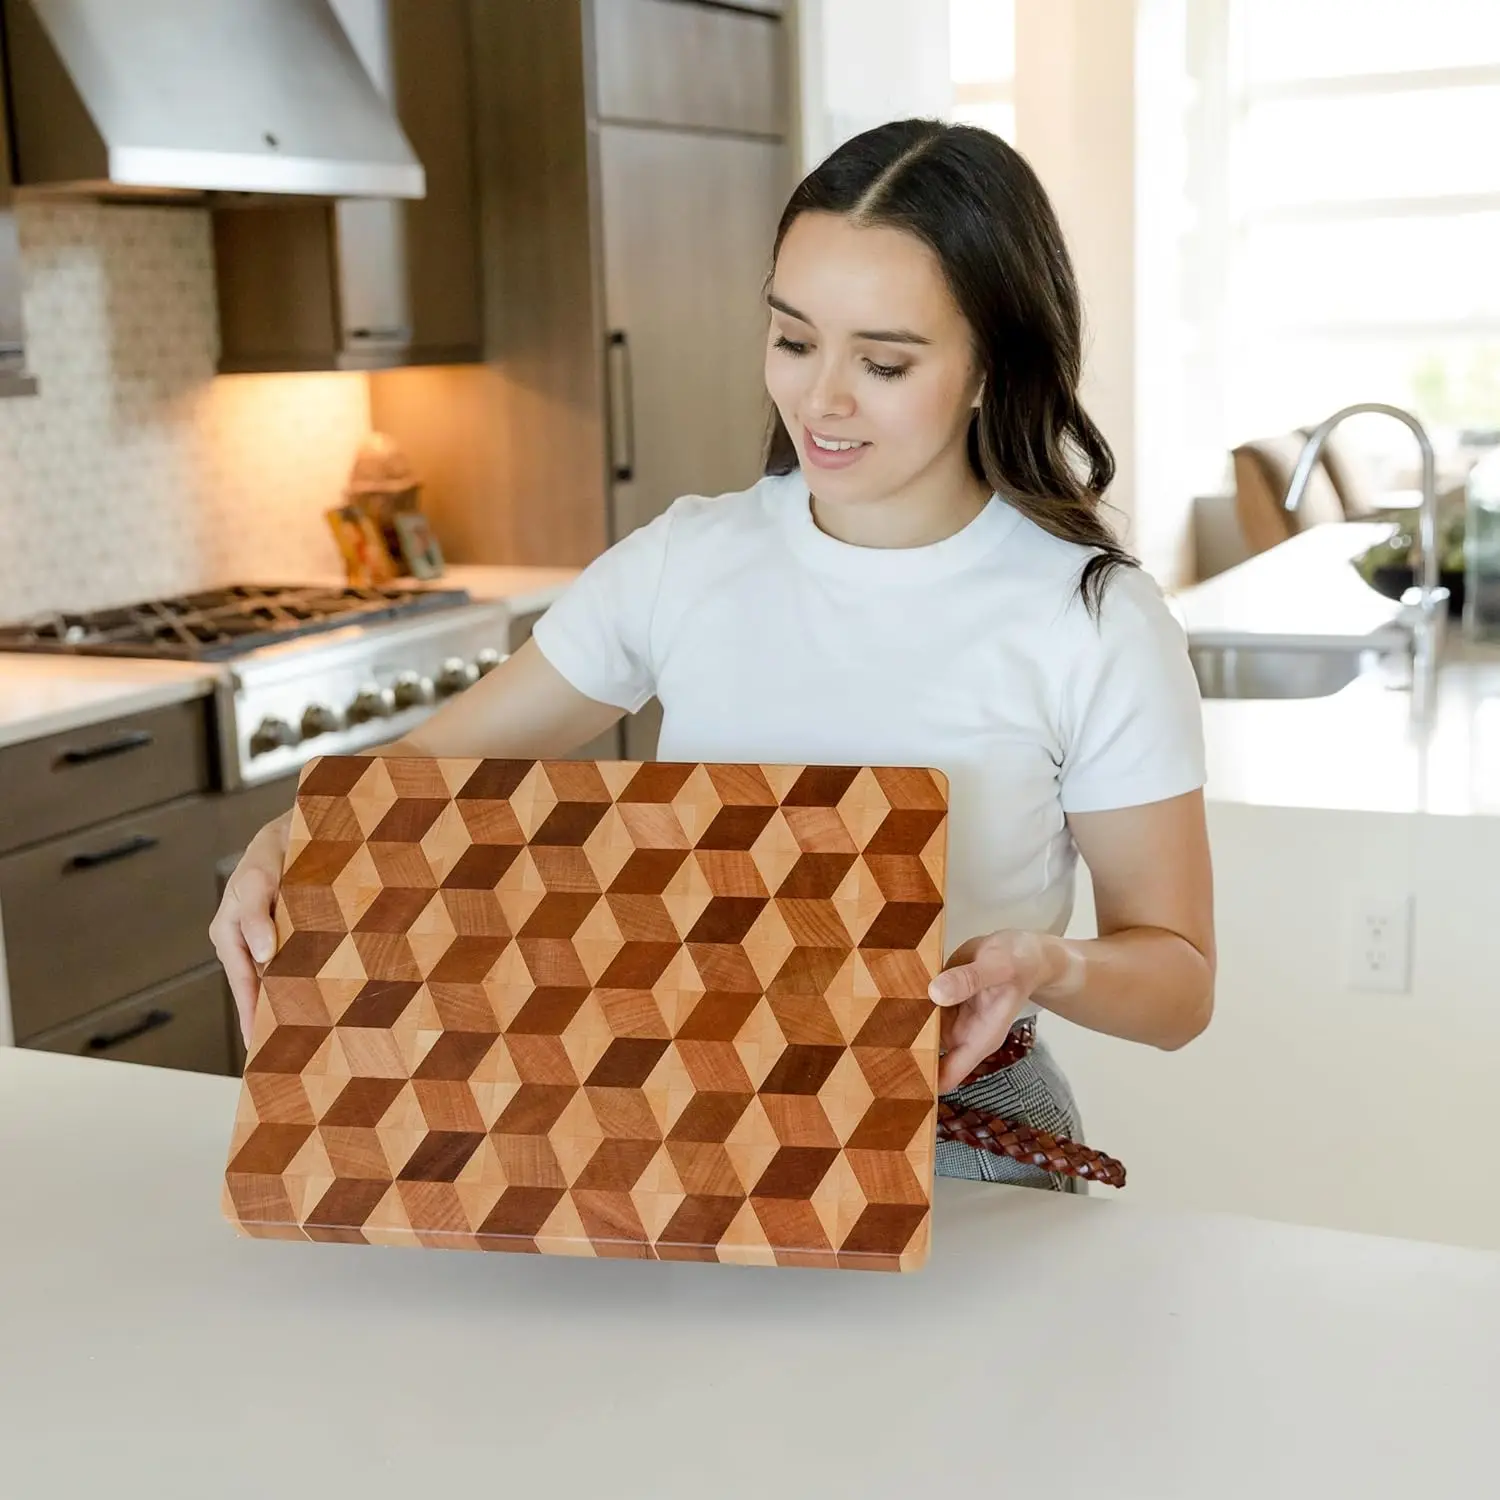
[1189,644,1388,699]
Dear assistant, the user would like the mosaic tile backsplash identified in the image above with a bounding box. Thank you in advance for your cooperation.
[0,203,372,619]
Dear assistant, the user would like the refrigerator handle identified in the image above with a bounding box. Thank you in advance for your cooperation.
[606,329,637,483]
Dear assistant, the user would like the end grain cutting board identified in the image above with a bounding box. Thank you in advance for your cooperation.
[222,755,949,1272]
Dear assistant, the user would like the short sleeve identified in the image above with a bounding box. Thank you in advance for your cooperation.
[1057,567,1206,814]
[529,507,675,713]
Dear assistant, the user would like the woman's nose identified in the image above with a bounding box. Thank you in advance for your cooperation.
[808,360,855,419]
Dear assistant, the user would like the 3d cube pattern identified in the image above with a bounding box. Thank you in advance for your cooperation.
[223,756,949,1272]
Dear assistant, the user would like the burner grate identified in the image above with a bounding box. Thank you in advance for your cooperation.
[0,584,474,661]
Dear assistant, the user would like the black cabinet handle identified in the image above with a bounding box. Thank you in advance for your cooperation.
[86,1007,174,1052]
[607,329,636,482]
[57,730,153,766]
[347,325,412,343]
[65,833,159,872]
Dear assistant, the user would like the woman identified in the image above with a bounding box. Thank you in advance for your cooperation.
[211,119,1215,1193]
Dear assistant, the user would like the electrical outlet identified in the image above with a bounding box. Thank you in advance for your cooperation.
[1345,893,1413,993]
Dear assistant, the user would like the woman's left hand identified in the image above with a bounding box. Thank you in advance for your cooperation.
[927,930,1076,1093]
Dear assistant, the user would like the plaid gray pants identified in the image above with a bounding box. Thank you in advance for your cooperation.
[934,1030,1089,1195]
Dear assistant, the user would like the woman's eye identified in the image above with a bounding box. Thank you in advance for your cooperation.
[864,359,908,381]
[773,335,809,356]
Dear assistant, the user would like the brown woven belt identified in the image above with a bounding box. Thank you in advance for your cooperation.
[934,1018,1127,1188]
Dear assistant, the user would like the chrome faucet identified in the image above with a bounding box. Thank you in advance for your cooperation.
[1283,402,1444,720]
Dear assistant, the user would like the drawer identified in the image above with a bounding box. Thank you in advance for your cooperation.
[590,0,786,137]
[0,794,222,1040]
[0,698,213,856]
[24,963,234,1076]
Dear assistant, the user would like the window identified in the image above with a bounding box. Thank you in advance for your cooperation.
[1209,0,1500,476]
[948,0,1016,143]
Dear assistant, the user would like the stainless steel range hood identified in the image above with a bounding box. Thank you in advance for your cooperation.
[0,0,425,201]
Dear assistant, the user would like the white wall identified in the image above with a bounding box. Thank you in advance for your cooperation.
[0,204,371,618]
[794,0,953,172]
[1013,1,1136,567]
[1052,801,1500,1253]
[792,2,1213,586]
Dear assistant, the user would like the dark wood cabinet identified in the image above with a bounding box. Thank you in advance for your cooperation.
[592,0,787,135]
[0,693,239,1074]
[212,0,481,373]
[25,964,233,1076]
[369,0,794,758]
[0,698,213,858]
[0,17,36,397]
[0,793,223,1041]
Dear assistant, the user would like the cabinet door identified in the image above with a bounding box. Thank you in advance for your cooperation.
[334,199,414,353]
[0,795,222,1041]
[599,125,788,757]
[598,125,787,758]
[332,0,480,363]
[591,0,786,136]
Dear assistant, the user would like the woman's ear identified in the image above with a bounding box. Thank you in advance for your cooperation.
[971,378,985,410]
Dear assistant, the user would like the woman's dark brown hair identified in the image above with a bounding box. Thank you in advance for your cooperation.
[764,118,1135,613]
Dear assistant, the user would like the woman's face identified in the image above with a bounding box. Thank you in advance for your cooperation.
[764,212,983,506]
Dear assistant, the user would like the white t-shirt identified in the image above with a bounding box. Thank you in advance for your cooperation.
[531,471,1205,965]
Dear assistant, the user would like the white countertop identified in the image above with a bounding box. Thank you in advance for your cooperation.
[1201,647,1500,816]
[0,654,221,750]
[1176,524,1500,816]
[1,1048,1495,1499]
[437,562,579,613]
[1174,520,1403,647]
[258,563,581,613]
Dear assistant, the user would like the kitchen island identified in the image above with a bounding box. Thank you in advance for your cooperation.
[1046,523,1500,1253]
[0,1047,1494,1498]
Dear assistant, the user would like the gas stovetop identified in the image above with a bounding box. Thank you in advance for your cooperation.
[0,583,474,662]
[0,582,515,790]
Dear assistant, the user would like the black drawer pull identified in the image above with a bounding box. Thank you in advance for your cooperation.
[347,326,411,343]
[65,833,159,872]
[57,730,154,766]
[86,1007,174,1052]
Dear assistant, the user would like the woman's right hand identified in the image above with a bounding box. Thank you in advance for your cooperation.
[210,810,292,1047]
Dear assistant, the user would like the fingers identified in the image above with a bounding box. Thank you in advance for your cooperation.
[237,868,279,966]
[210,867,280,1047]
[937,1030,992,1094]
[930,933,1019,1006]
[935,997,987,1093]
[933,981,1027,1093]
[929,962,984,1006]
[210,908,259,1042]
[227,943,261,1045]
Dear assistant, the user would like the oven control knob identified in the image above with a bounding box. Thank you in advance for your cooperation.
[392,671,434,710]
[435,657,479,697]
[474,648,504,677]
[347,684,394,724]
[249,715,297,756]
[300,702,342,740]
